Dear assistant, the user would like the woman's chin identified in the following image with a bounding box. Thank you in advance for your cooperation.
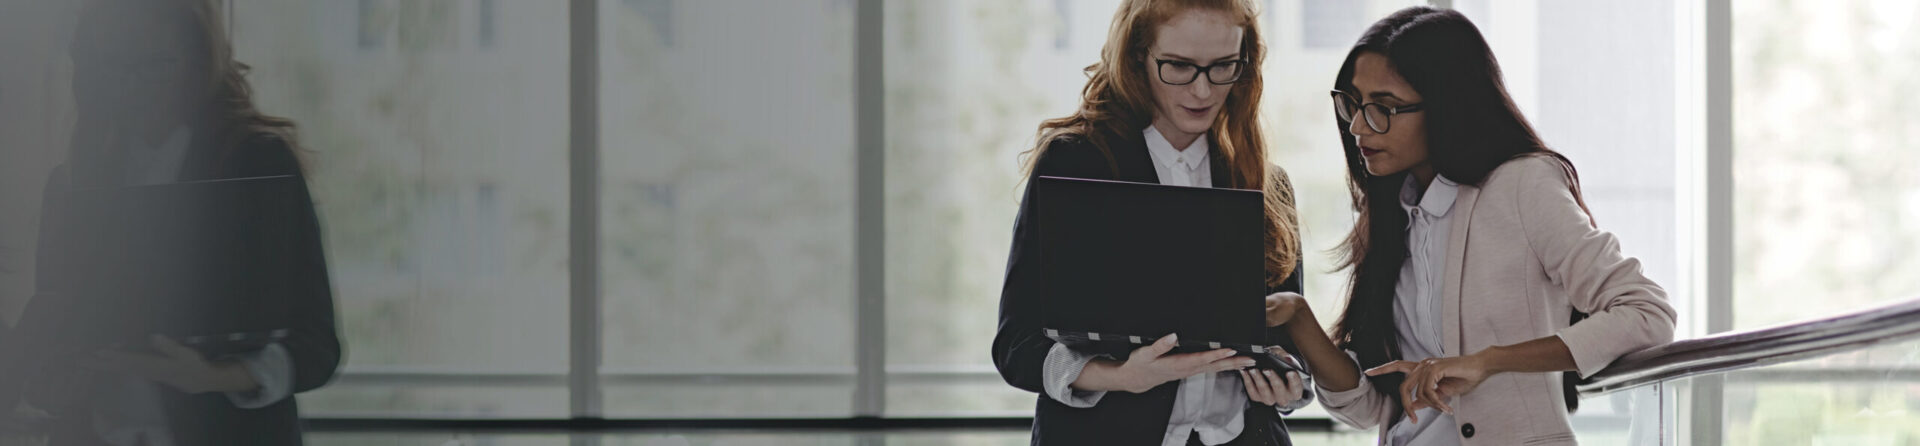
[1362,161,1399,177]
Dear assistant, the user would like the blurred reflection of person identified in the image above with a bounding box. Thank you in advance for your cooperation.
[0,0,341,444]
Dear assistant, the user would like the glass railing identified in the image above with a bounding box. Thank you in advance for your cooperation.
[1569,297,1920,445]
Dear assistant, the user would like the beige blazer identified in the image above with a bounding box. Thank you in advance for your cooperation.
[1317,156,1678,445]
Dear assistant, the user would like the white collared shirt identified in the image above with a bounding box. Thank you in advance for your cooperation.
[1385,174,1463,446]
[1142,125,1241,445]
[1142,125,1212,188]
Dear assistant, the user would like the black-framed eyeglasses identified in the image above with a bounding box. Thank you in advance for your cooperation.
[1155,58,1245,85]
[1331,90,1424,134]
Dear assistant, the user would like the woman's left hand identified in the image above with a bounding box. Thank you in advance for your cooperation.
[1365,354,1493,416]
[82,334,258,394]
[1239,367,1305,407]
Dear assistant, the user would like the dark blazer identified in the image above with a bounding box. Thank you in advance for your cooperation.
[992,129,1306,446]
[3,131,341,446]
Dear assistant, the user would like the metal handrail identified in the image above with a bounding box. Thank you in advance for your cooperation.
[9,298,1919,436]
[1577,297,1920,397]
[325,364,1007,387]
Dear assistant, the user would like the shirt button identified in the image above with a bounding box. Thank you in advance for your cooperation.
[1461,423,1476,438]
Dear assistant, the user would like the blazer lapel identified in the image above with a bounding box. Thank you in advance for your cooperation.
[1112,129,1161,184]
[1209,146,1232,189]
[1440,184,1480,357]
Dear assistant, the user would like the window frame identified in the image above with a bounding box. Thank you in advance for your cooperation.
[221,0,1739,439]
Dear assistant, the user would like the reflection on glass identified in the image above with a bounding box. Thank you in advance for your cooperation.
[598,0,858,417]
[233,0,571,417]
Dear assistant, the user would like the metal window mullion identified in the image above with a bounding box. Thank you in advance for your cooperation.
[1690,0,1733,445]
[852,0,887,419]
[568,0,604,421]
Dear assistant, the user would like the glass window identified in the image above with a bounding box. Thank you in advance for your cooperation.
[233,0,572,417]
[1732,0,1920,330]
[1718,339,1920,444]
[1725,1,1920,443]
[598,0,859,417]
[0,1,79,326]
[191,0,1920,433]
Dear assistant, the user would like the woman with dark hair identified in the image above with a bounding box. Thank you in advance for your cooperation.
[1262,6,1676,445]
[0,0,340,444]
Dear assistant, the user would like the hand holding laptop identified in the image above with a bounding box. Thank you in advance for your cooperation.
[1098,334,1253,394]
[79,334,269,394]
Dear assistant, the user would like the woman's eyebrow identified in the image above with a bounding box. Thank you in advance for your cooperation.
[1367,91,1403,101]
[1157,52,1241,63]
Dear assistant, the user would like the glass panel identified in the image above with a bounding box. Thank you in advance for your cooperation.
[1571,381,1673,446]
[883,375,1031,417]
[601,381,856,418]
[311,433,568,446]
[603,433,865,446]
[0,2,77,326]
[1719,339,1920,445]
[296,383,567,418]
[232,0,571,416]
[1731,0,1920,329]
[597,0,859,417]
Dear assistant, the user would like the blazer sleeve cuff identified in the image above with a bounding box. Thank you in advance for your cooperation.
[224,342,295,409]
[1315,351,1374,410]
[1555,327,1615,379]
[1042,343,1107,408]
[1317,374,1373,410]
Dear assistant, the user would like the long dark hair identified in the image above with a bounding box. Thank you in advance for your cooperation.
[1327,6,1594,414]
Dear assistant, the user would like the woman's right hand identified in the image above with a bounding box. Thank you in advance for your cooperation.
[1111,334,1253,393]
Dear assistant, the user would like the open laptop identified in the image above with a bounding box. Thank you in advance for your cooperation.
[50,175,301,359]
[1034,176,1295,371]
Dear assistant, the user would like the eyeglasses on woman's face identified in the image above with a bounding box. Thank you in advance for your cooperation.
[1331,90,1424,134]
[1155,58,1245,85]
